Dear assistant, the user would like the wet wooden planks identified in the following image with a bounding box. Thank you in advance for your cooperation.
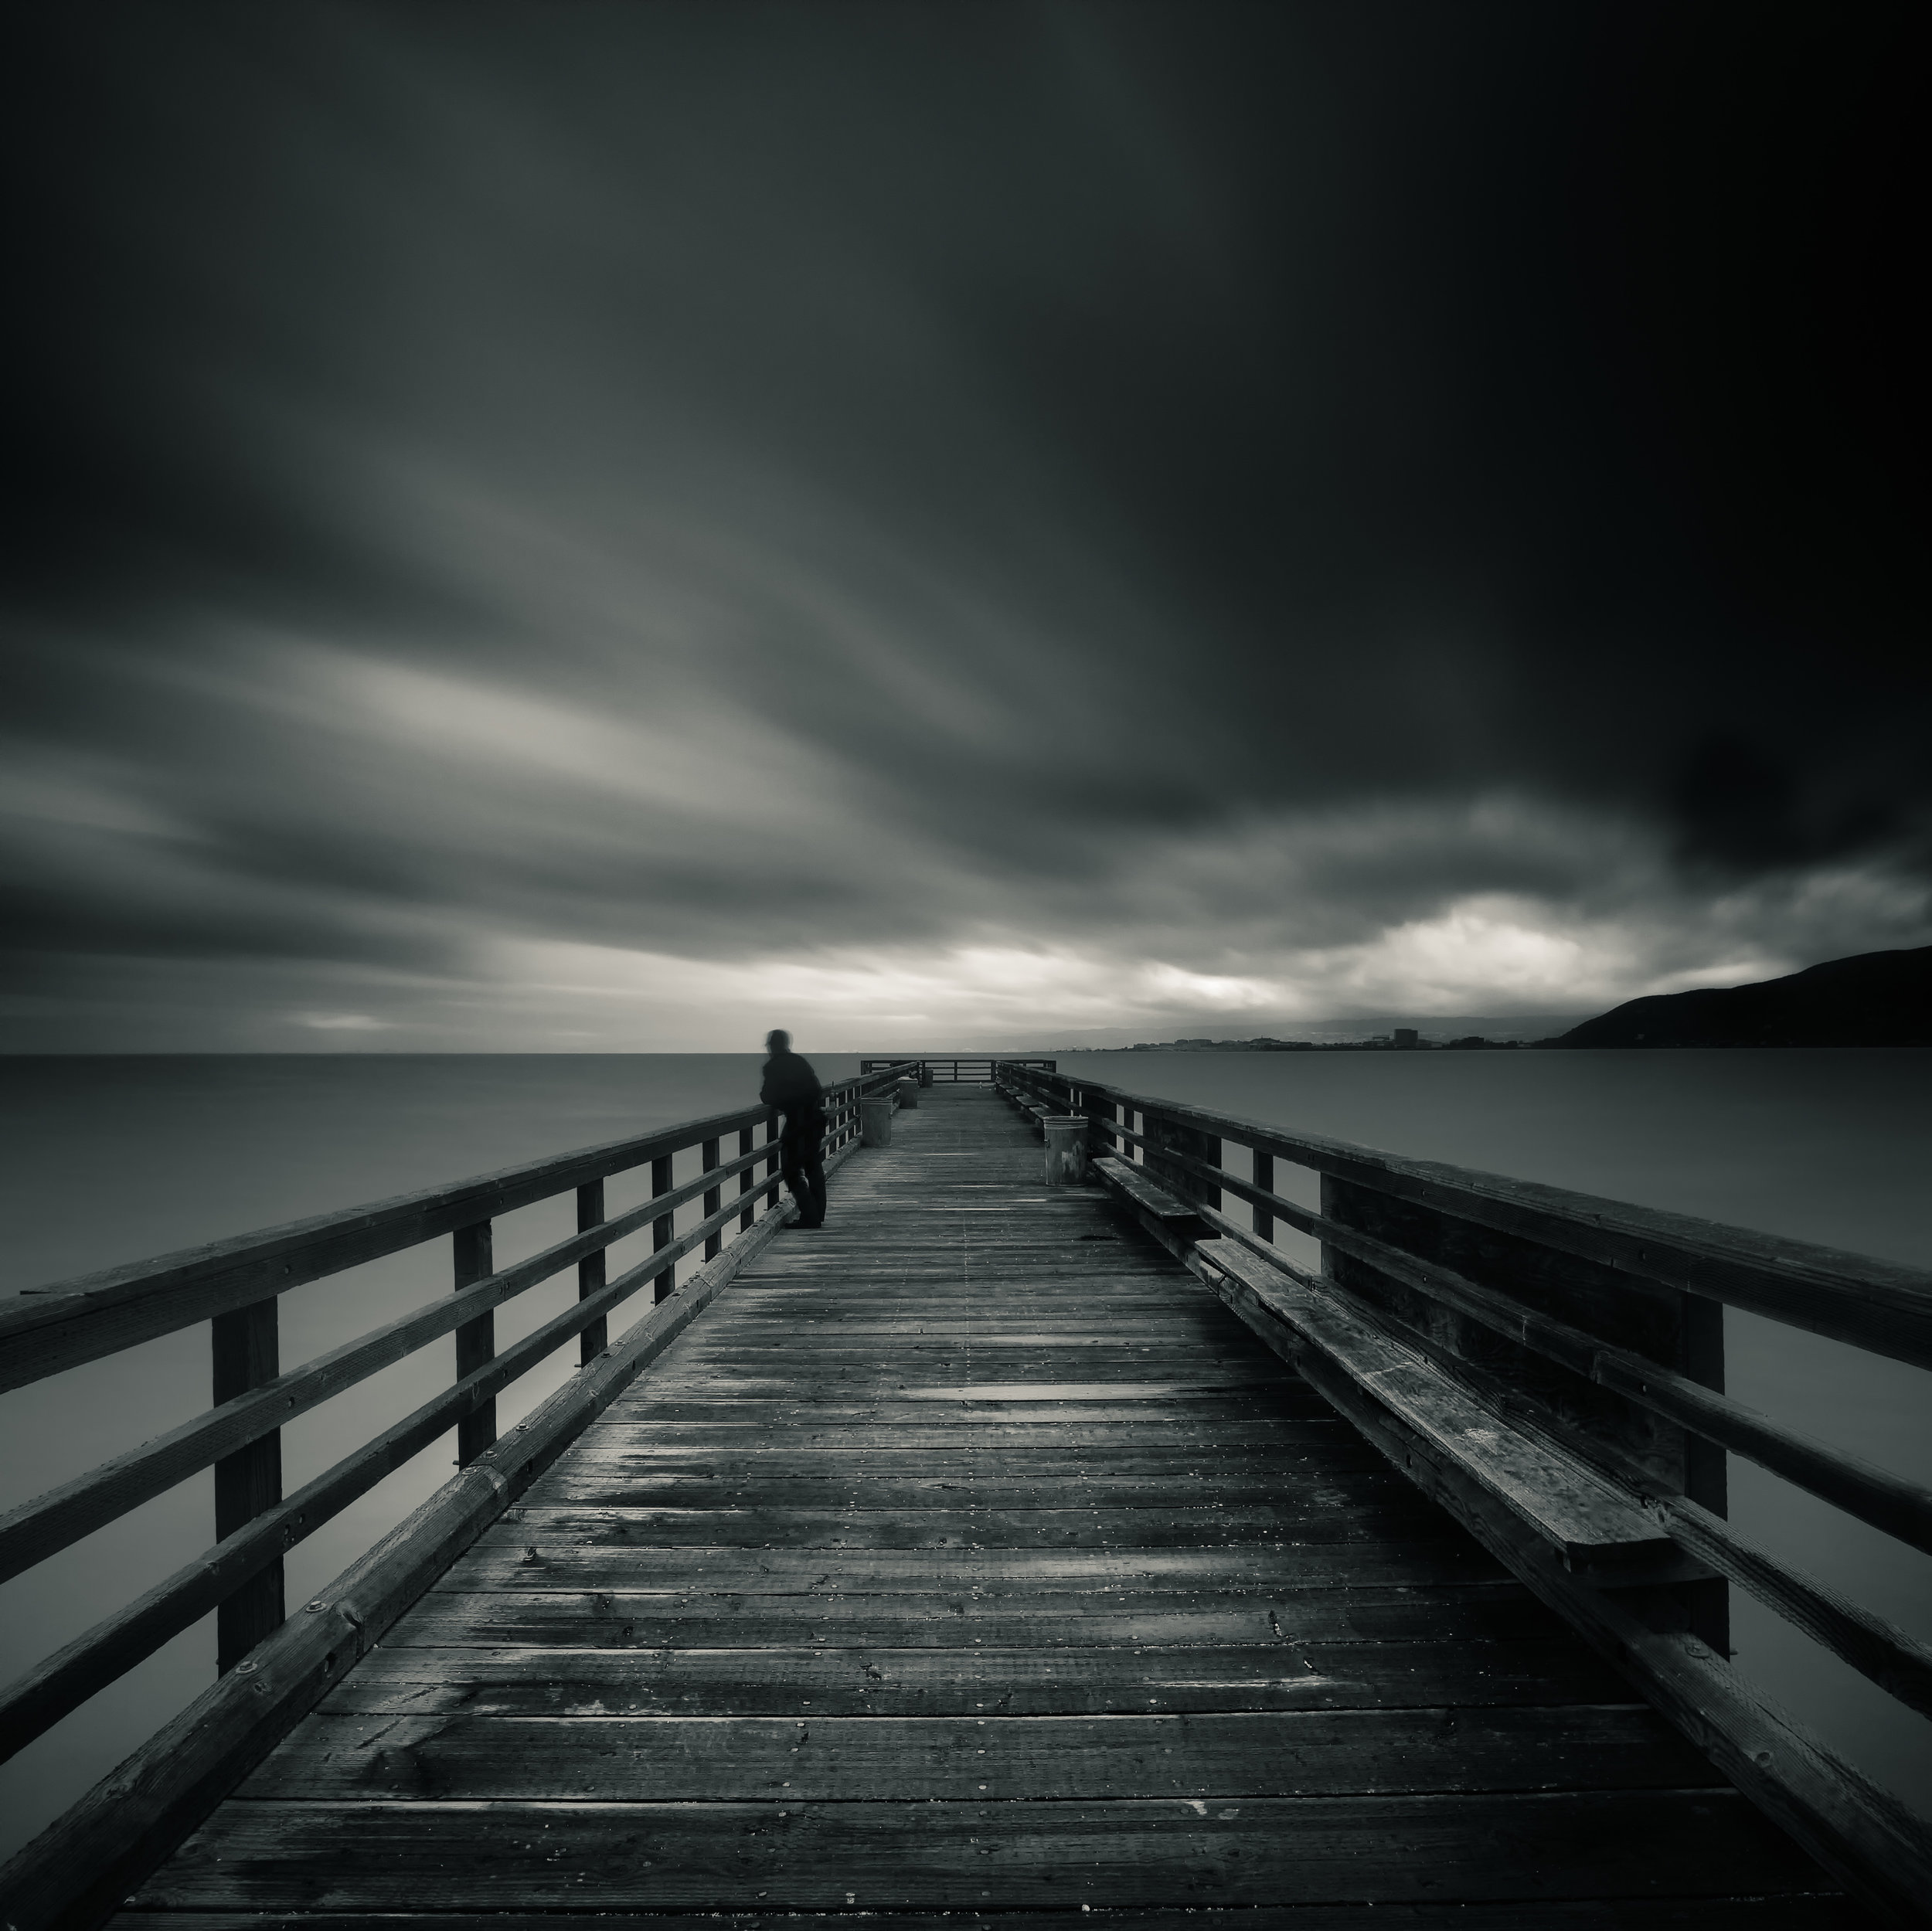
[126,1084,1863,1926]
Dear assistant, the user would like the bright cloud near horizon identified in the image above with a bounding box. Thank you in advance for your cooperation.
[2,5,1923,1050]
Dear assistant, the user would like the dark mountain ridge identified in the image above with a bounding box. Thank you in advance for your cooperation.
[1546,946,1932,1048]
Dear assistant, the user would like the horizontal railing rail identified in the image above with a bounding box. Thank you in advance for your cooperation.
[859,1056,1056,1083]
[0,1061,916,1770]
[1087,1106,1932,1558]
[997,1061,1932,1919]
[997,1068,1932,1362]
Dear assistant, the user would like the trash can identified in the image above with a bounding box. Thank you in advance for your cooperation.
[918,1065,934,1089]
[896,1077,920,1109]
[1043,1117,1090,1185]
[861,1096,895,1147]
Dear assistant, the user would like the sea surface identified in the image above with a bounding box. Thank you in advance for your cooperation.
[2,1049,1928,1858]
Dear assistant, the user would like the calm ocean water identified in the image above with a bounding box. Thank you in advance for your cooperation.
[2,1049,1927,1856]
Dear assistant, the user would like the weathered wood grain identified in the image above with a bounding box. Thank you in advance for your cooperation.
[389,1582,1557,1651]
[473,1499,1444,1549]
[242,1704,1715,1800]
[434,1542,1502,1593]
[1194,1239,1682,1569]
[529,1464,1398,1504]
[318,1637,1629,1715]
[103,1084,1859,1931]
[134,1790,1830,1912]
[107,1904,1876,1931]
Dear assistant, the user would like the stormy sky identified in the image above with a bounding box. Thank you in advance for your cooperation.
[3,2,1923,1049]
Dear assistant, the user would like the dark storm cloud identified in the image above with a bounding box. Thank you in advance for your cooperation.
[1,1,1924,1044]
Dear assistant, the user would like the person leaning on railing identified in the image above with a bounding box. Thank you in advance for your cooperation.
[760,1028,827,1229]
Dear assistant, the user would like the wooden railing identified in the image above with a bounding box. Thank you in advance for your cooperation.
[998,1063,1932,1925]
[859,1056,1056,1083]
[0,1062,913,1773]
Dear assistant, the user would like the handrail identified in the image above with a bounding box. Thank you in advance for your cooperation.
[1001,1068,1932,1367]
[2,1104,774,1389]
[1093,1107,1932,1555]
[0,1138,781,1586]
[0,1060,915,1768]
[859,1056,1057,1083]
[997,1062,1932,1844]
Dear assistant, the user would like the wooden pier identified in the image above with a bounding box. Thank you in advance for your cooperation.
[4,1068,1929,1927]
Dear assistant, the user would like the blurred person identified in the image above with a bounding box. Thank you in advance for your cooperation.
[760,1028,826,1229]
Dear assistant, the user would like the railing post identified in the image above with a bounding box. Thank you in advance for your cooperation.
[577,1181,606,1365]
[211,1297,283,1672]
[1080,1089,1111,1160]
[651,1154,676,1304]
[1684,1294,1730,1653]
[739,1124,757,1229]
[702,1137,723,1260]
[1148,1108,1221,1210]
[453,1220,495,1465]
[1253,1147,1274,1243]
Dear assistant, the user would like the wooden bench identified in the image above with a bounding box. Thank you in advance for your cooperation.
[1092,1155,1691,1583]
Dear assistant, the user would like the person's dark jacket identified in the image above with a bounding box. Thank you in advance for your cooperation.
[760,1050,825,1123]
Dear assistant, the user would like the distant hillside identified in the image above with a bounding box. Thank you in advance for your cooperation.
[1546,946,1932,1048]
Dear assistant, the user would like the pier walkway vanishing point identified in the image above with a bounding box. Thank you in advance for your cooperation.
[4,1068,1930,1927]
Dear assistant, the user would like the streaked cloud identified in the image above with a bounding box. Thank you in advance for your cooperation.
[2,4,1921,1048]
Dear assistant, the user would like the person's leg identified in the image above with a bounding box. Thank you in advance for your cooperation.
[780,1117,825,1226]
[782,1113,827,1226]
[800,1146,827,1227]
[778,1122,809,1221]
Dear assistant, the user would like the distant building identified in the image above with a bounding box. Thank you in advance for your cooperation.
[1393,1028,1420,1049]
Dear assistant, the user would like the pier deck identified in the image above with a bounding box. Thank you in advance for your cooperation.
[123,1086,1857,1925]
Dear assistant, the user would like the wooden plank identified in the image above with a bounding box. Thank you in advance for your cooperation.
[540,1434,1370,1468]
[1093,1154,1208,1229]
[676,1336,1265,1354]
[318,1637,1630,1715]
[1195,1239,1682,1572]
[474,1500,1444,1549]
[434,1544,1504,1593]
[529,1466,1401,1506]
[587,1419,1346,1441]
[704,1317,1241,1333]
[573,1425,1356,1455]
[617,1396,1331,1420]
[635,1382,1304,1405]
[132,1790,1831,1910]
[241,1705,1716,1800]
[106,1902,1878,1931]
[386,1582,1566,1651]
